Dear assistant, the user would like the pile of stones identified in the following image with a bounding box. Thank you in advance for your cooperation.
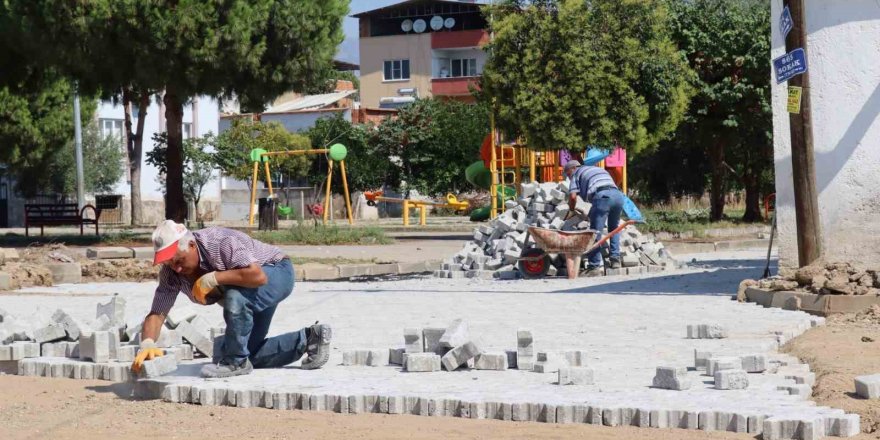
[342,319,594,385]
[434,181,679,279]
[745,262,880,296]
[0,294,224,379]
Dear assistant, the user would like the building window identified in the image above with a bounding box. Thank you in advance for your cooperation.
[383,59,410,81]
[451,58,477,77]
[100,118,124,142]
[182,122,193,140]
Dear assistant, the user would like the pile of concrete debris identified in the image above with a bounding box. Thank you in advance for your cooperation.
[435,181,679,279]
[0,294,223,379]
[744,262,880,296]
[342,319,594,385]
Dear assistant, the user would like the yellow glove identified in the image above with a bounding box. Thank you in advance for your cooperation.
[192,272,219,305]
[131,339,164,373]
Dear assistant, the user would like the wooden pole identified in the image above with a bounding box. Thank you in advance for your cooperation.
[489,110,498,219]
[323,161,334,224]
[263,161,274,197]
[338,160,354,224]
[783,0,822,267]
[248,161,259,226]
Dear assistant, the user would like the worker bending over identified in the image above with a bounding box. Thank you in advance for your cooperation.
[565,160,625,276]
[131,220,331,378]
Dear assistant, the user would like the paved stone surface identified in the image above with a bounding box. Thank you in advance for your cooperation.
[0,251,857,436]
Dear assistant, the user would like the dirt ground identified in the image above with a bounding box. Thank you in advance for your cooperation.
[784,306,880,438]
[0,376,758,440]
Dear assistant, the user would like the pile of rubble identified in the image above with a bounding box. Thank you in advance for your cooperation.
[435,181,679,279]
[744,262,880,296]
[341,318,594,385]
[0,294,224,379]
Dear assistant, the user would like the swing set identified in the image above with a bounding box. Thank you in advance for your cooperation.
[247,143,354,226]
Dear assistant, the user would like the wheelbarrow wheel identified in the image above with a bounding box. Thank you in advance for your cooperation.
[519,248,551,279]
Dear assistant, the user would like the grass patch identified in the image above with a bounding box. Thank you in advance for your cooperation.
[251,223,393,246]
[0,230,149,248]
[639,208,764,236]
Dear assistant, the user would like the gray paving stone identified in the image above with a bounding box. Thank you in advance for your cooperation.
[474,352,507,370]
[388,347,405,365]
[563,350,589,367]
[95,295,125,326]
[33,323,67,344]
[79,331,111,363]
[438,319,469,349]
[558,367,594,385]
[405,352,441,372]
[707,356,741,376]
[47,263,82,284]
[441,341,481,371]
[532,351,567,373]
[422,327,446,354]
[52,309,87,340]
[695,349,713,370]
[516,329,534,370]
[741,354,767,373]
[404,327,423,353]
[778,384,812,399]
[140,355,178,378]
[652,366,691,390]
[176,320,213,358]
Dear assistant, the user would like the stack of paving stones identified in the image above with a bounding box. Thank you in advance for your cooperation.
[340,320,595,385]
[1,296,225,382]
[434,181,679,280]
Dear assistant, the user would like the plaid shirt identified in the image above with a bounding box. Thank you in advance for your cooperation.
[150,227,286,315]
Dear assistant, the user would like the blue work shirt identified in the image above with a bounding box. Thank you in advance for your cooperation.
[569,166,618,202]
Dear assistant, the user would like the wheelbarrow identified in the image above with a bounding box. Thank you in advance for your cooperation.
[518,220,639,280]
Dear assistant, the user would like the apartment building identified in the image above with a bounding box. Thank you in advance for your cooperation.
[354,0,489,109]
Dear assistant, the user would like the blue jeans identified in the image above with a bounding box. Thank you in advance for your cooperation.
[586,189,624,268]
[219,259,307,368]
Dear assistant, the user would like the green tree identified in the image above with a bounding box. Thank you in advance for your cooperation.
[306,113,388,193]
[2,0,347,222]
[214,119,313,190]
[48,122,125,196]
[147,133,217,221]
[481,0,693,154]
[0,69,97,197]
[665,0,772,221]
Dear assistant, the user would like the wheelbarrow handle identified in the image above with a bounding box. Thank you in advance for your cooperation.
[584,220,638,254]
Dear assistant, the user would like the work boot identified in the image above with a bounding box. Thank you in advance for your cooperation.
[201,358,253,378]
[581,266,604,277]
[301,322,332,370]
[608,257,622,269]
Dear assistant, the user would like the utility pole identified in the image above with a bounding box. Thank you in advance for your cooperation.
[73,83,85,210]
[783,0,821,267]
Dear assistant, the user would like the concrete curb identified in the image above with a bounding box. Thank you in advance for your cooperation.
[299,261,441,281]
[745,287,880,316]
[665,239,773,255]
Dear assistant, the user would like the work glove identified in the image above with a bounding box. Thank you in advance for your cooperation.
[131,339,164,373]
[192,272,221,305]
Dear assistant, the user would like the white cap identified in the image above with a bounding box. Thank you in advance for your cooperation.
[151,220,188,265]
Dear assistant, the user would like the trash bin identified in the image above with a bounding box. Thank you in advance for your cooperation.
[258,197,278,231]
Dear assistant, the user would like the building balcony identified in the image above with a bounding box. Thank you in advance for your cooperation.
[431,76,480,96]
[431,29,489,49]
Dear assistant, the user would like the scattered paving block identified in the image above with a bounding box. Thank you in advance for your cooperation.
[47,263,82,284]
[96,295,126,326]
[52,309,87,340]
[140,355,178,378]
[441,341,482,371]
[505,350,517,369]
[0,345,11,361]
[117,345,137,363]
[687,323,729,339]
[176,320,213,358]
[154,329,182,348]
[694,350,713,370]
[403,328,423,353]
[405,353,441,372]
[86,247,134,259]
[707,356,741,376]
[33,323,67,344]
[652,366,691,390]
[854,374,880,399]
[532,351,568,373]
[438,319,469,349]
[741,354,767,373]
[777,384,812,399]
[165,344,194,361]
[164,307,196,329]
[366,349,386,366]
[79,331,111,363]
[108,330,120,360]
[41,342,72,357]
[389,347,405,365]
[564,350,589,367]
[422,327,445,354]
[558,367,594,385]
[124,322,142,342]
[517,329,535,371]
[825,414,860,437]
[474,352,508,370]
[714,369,749,390]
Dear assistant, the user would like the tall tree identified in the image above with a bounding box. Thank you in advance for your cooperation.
[481,0,693,154]
[2,0,347,222]
[48,121,125,196]
[666,0,772,221]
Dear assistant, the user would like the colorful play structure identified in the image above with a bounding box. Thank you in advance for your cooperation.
[247,143,354,226]
[364,190,470,226]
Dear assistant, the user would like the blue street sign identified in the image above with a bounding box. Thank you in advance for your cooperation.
[780,6,793,39]
[773,48,807,84]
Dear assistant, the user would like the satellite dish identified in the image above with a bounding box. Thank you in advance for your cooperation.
[430,16,444,31]
[413,19,427,33]
[401,19,413,32]
[444,17,456,29]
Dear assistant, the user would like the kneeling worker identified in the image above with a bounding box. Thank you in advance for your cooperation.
[565,160,625,276]
[131,220,331,378]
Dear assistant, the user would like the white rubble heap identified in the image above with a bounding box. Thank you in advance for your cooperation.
[435,181,680,279]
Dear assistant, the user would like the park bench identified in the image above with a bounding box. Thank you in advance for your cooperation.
[24,203,102,237]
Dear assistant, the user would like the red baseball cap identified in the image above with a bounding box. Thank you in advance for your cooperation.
[151,220,188,265]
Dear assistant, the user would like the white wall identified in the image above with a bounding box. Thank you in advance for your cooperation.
[771,0,880,268]
[98,95,220,224]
